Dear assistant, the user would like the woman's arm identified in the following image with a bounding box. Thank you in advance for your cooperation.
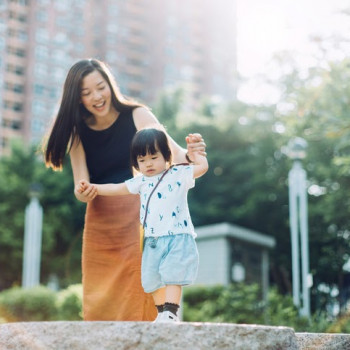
[132,107,206,164]
[69,137,97,202]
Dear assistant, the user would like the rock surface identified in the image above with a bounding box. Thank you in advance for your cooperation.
[2,321,350,349]
[296,332,350,350]
[0,321,298,350]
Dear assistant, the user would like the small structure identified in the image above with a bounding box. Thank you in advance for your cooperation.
[195,222,276,300]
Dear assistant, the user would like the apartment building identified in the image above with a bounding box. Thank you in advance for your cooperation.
[0,0,90,155]
[0,0,237,156]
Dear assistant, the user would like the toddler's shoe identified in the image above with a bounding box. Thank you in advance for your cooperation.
[153,313,163,323]
[158,310,179,323]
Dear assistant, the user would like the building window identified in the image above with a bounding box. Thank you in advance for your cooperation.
[3,100,23,112]
[7,46,26,58]
[34,84,45,96]
[9,0,28,4]
[7,28,28,42]
[35,45,48,59]
[34,63,47,78]
[14,84,24,93]
[4,82,24,93]
[53,32,67,45]
[13,102,23,112]
[15,66,24,75]
[36,28,49,43]
[6,64,25,75]
[32,100,46,114]
[52,49,66,63]
[108,3,119,15]
[49,87,58,99]
[107,23,119,33]
[12,120,22,129]
[31,119,44,133]
[55,17,66,28]
[18,30,27,42]
[55,0,69,11]
[1,137,8,148]
[53,67,65,81]
[36,10,48,22]
[2,118,22,130]
[74,42,84,53]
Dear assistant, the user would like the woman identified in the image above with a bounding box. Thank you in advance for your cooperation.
[44,58,206,321]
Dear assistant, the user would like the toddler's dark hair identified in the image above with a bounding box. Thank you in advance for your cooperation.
[130,128,172,170]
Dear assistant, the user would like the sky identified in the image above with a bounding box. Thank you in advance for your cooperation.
[236,0,350,104]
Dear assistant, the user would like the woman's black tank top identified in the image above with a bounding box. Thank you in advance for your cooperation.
[79,109,137,184]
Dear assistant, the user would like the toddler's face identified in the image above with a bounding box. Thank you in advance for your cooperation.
[137,150,167,177]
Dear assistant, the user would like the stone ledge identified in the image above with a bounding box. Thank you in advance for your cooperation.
[0,321,298,350]
[296,332,350,350]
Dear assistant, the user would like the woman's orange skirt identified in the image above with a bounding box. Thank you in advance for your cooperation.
[82,194,156,321]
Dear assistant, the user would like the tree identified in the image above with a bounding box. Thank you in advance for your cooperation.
[0,141,37,289]
[272,55,350,311]
[0,141,85,290]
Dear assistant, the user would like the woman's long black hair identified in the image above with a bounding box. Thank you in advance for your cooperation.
[44,58,145,170]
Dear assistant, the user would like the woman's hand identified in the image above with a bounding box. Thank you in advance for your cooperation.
[185,133,207,161]
[74,180,98,202]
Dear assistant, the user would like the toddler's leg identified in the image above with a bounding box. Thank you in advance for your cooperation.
[158,285,182,323]
[152,287,166,322]
[152,286,166,305]
[165,285,182,304]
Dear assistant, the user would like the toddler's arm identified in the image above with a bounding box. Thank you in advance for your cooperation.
[191,152,209,179]
[78,180,131,196]
[186,135,208,179]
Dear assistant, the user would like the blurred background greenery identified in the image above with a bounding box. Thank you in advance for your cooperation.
[1,30,350,331]
[1,282,350,333]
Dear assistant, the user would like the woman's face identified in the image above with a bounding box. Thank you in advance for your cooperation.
[80,70,113,118]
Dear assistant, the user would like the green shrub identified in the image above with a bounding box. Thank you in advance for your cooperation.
[183,283,263,324]
[56,284,83,320]
[325,312,350,333]
[0,282,331,331]
[0,285,57,322]
[183,283,330,333]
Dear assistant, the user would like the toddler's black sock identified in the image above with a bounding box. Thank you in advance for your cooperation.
[155,304,164,313]
[164,302,179,316]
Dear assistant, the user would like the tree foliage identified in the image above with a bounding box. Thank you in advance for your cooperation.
[154,54,350,313]
[0,142,85,290]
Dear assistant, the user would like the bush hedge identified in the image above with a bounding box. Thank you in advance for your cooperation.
[0,286,57,322]
[0,284,83,322]
[183,283,330,333]
[0,282,345,333]
[56,284,83,320]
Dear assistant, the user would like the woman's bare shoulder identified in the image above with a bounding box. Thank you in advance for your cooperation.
[132,107,160,130]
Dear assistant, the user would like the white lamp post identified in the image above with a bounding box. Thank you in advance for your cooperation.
[22,183,43,288]
[286,137,311,318]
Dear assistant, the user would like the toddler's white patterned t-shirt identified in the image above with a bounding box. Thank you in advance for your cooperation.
[125,165,196,238]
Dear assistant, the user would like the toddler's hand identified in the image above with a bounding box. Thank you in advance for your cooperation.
[76,179,89,193]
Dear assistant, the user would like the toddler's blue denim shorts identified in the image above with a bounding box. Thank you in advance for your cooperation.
[141,234,199,293]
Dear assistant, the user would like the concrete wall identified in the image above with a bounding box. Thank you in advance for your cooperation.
[196,237,230,285]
